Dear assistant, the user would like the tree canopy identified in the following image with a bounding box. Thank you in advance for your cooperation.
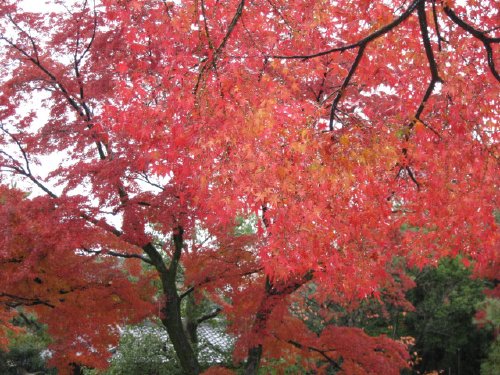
[0,0,498,374]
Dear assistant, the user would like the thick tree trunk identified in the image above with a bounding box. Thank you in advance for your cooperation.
[244,345,263,375]
[161,283,200,374]
[185,293,199,349]
[70,363,84,375]
[143,228,200,375]
[244,273,314,374]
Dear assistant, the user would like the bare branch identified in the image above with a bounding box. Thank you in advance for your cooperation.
[0,293,55,309]
[180,267,264,300]
[265,0,293,32]
[270,0,420,60]
[179,286,195,300]
[1,17,106,159]
[0,124,31,174]
[6,13,39,62]
[193,0,245,94]
[200,0,215,51]
[81,247,153,265]
[329,44,366,131]
[168,226,184,283]
[284,338,341,370]
[75,0,97,67]
[414,0,443,121]
[80,213,123,237]
[406,166,421,190]
[136,172,165,190]
[0,125,59,198]
[431,0,445,51]
[143,242,170,276]
[197,307,222,325]
[443,5,500,82]
[215,0,245,56]
[419,119,442,139]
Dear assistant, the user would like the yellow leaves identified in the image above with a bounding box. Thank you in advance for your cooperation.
[413,119,425,135]
[253,108,268,135]
[356,148,374,165]
[111,294,122,304]
[312,6,325,27]
[247,98,277,137]
[300,128,310,139]
[291,141,306,153]
[340,134,350,146]
[277,165,288,180]
[290,128,312,154]
[200,175,207,190]
[309,162,322,172]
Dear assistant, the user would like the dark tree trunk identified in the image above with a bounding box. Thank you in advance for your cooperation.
[143,228,200,375]
[70,363,84,375]
[244,272,314,374]
[244,345,263,375]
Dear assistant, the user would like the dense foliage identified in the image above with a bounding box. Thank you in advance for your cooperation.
[0,0,498,373]
[404,258,492,374]
[0,313,55,375]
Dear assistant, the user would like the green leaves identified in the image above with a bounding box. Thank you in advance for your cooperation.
[405,257,493,374]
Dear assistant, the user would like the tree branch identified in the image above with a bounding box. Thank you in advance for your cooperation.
[329,44,366,131]
[0,15,107,159]
[270,0,420,60]
[0,125,59,198]
[431,0,445,51]
[75,0,97,67]
[200,0,215,51]
[179,286,195,300]
[193,0,245,94]
[168,226,184,283]
[179,267,263,300]
[414,0,443,121]
[81,247,153,265]
[443,4,500,82]
[142,242,170,276]
[406,166,421,190]
[215,0,245,57]
[197,307,222,325]
[135,172,165,190]
[286,338,341,371]
[0,293,55,309]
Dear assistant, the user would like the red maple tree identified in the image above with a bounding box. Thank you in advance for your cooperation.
[0,0,498,374]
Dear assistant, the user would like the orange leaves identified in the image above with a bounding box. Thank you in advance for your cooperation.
[0,186,155,369]
[249,310,410,374]
[316,326,410,375]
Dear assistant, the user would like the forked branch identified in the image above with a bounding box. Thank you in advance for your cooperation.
[329,44,366,130]
[0,293,55,309]
[286,338,341,371]
[270,0,420,60]
[414,0,443,121]
[443,5,500,82]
